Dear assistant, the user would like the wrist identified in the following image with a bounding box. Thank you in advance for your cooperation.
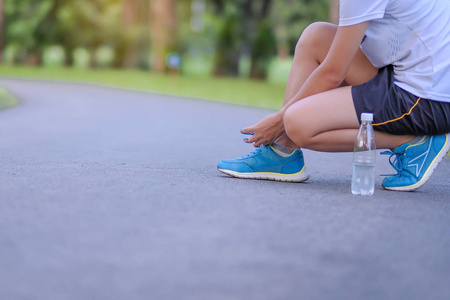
[276,109,285,121]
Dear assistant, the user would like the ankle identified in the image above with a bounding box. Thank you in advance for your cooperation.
[275,135,298,149]
[272,142,296,157]
[409,135,427,145]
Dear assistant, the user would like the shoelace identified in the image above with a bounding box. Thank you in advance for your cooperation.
[380,150,405,177]
[241,145,266,159]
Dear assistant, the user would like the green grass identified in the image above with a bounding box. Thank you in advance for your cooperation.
[0,65,286,110]
[0,87,19,110]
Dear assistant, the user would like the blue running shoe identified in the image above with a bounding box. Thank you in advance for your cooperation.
[217,145,309,182]
[382,134,450,191]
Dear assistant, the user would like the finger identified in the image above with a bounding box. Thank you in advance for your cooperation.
[241,127,255,135]
[254,137,271,147]
[244,134,257,144]
[241,131,255,136]
[248,134,264,146]
[253,139,264,147]
[243,136,254,143]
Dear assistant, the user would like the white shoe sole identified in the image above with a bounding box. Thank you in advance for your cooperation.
[218,166,310,183]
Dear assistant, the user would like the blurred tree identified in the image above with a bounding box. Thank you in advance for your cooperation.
[41,0,77,66]
[150,0,178,72]
[1,0,333,74]
[78,0,122,67]
[249,19,276,79]
[329,0,339,24]
[209,0,330,80]
[210,0,277,79]
[55,0,127,68]
[3,0,144,68]
[212,10,241,77]
[4,0,54,64]
[51,0,91,66]
[247,0,277,79]
[112,0,149,68]
[272,0,330,57]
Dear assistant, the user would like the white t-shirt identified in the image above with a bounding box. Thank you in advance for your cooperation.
[339,0,450,102]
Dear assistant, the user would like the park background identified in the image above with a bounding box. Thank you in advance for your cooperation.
[2,3,450,299]
[0,0,339,109]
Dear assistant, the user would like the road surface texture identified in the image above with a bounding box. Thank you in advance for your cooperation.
[1,78,450,300]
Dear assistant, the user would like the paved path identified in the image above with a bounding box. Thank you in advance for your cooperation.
[1,78,450,300]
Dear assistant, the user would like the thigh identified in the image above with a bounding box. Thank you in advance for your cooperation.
[299,23,377,85]
[284,86,360,137]
[286,22,378,101]
[284,86,415,151]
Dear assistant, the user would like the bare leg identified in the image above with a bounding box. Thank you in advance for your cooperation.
[283,86,414,152]
[277,22,378,148]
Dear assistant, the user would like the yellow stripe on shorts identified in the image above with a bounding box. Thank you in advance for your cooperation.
[373,97,422,127]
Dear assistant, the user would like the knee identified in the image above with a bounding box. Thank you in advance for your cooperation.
[283,106,311,149]
[295,22,337,57]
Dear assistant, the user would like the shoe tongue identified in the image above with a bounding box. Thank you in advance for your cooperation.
[393,143,410,154]
[259,145,269,152]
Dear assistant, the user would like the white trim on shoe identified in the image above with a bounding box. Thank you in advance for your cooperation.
[218,165,309,183]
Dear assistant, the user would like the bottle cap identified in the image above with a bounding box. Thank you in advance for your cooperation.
[361,113,373,122]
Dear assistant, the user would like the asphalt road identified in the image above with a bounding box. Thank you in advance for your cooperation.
[1,78,450,300]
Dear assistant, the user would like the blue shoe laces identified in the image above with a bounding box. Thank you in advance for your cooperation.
[241,145,266,159]
[381,150,405,177]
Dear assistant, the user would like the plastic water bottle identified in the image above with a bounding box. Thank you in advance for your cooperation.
[351,113,376,196]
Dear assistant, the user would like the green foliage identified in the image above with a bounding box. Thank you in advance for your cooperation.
[4,0,54,61]
[208,0,329,78]
[0,87,19,110]
[212,13,241,76]
[3,0,149,67]
[53,0,123,66]
[1,0,331,77]
[249,20,277,79]
[272,0,330,54]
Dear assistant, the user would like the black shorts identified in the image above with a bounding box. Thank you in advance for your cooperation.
[352,65,450,136]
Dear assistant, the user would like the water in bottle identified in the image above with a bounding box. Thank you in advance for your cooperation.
[351,113,376,196]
